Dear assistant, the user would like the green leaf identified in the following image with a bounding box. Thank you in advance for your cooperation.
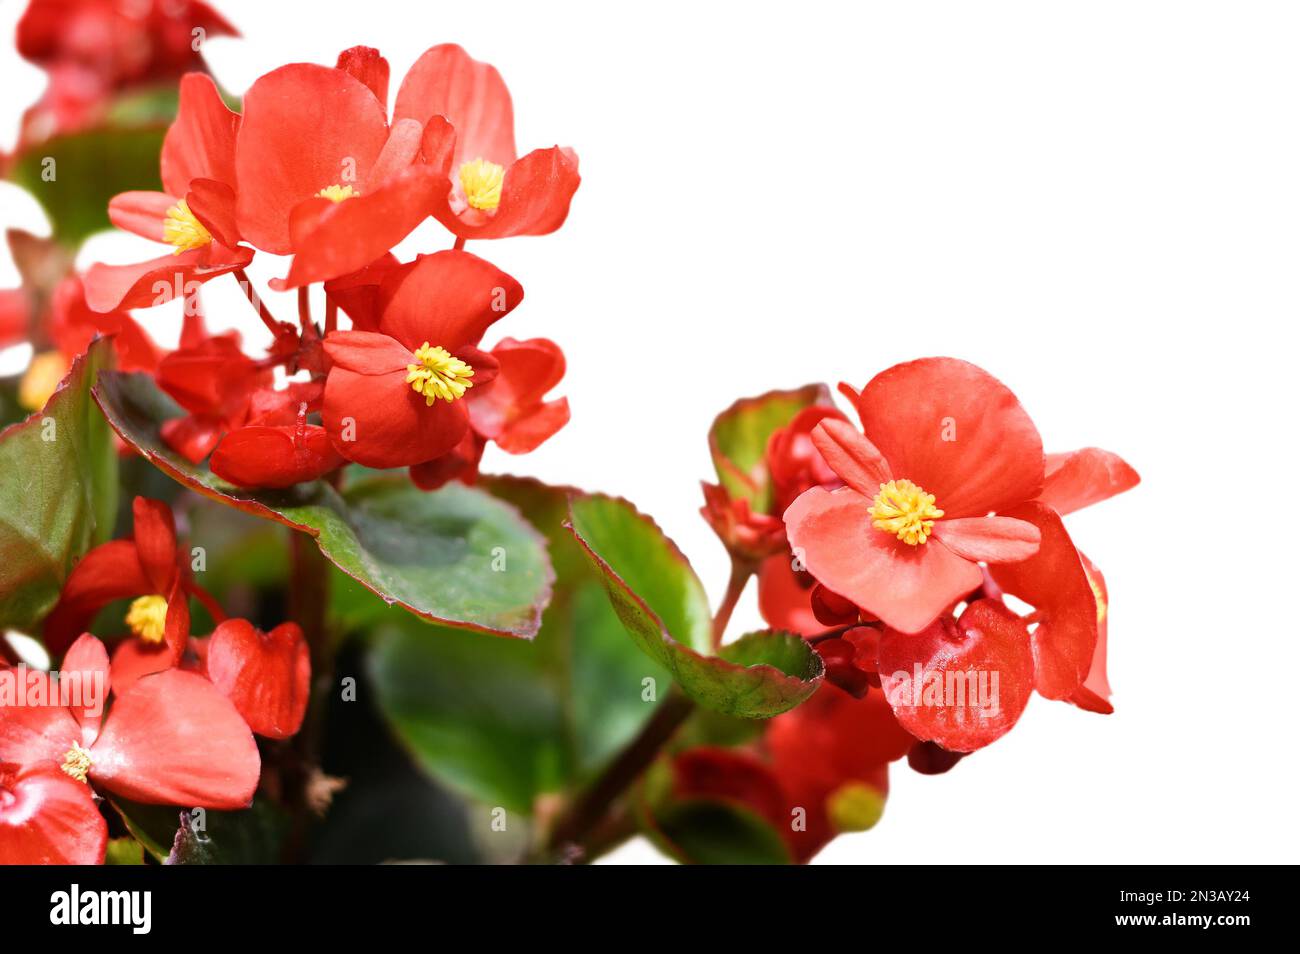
[368,477,674,815]
[8,126,167,246]
[0,340,118,631]
[709,383,830,512]
[112,797,288,864]
[92,371,552,638]
[104,837,145,865]
[566,494,824,718]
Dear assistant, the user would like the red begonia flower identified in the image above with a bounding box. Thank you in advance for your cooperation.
[783,358,1045,634]
[156,332,271,463]
[43,498,218,686]
[0,634,259,810]
[878,599,1035,752]
[48,274,160,372]
[85,73,252,312]
[206,619,310,739]
[1037,447,1140,516]
[0,760,107,865]
[17,0,237,87]
[394,44,581,241]
[408,335,569,490]
[233,52,442,288]
[322,250,519,468]
[210,380,343,488]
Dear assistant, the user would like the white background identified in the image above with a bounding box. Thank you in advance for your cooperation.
[2,0,1298,864]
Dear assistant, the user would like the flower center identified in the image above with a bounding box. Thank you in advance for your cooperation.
[61,741,93,783]
[163,198,212,254]
[18,351,69,411]
[869,479,944,546]
[125,594,168,644]
[316,183,358,203]
[406,343,475,405]
[458,158,505,211]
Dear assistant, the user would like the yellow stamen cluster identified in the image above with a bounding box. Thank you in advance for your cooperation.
[61,741,93,783]
[406,343,475,406]
[18,351,69,411]
[458,157,505,211]
[125,594,169,645]
[163,198,212,254]
[869,479,944,546]
[316,183,358,203]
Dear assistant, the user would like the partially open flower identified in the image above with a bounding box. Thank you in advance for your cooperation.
[394,44,581,241]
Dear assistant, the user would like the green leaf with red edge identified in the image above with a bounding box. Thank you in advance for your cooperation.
[565,494,823,718]
[0,339,118,631]
[92,370,552,638]
[709,383,830,513]
[367,477,674,815]
[111,796,288,864]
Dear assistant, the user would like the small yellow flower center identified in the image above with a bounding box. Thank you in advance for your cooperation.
[458,157,505,211]
[869,479,944,546]
[125,594,168,644]
[826,782,886,833]
[61,741,93,783]
[316,183,358,203]
[406,343,475,406]
[163,198,212,254]
[18,350,69,411]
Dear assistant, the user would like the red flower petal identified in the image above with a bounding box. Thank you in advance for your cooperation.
[428,146,582,241]
[853,358,1045,518]
[271,165,443,289]
[186,178,240,248]
[1071,553,1113,713]
[756,553,821,637]
[42,540,152,654]
[83,243,253,312]
[0,673,78,766]
[109,638,178,696]
[336,46,390,107]
[61,633,110,742]
[89,670,260,810]
[394,43,516,167]
[989,503,1100,701]
[467,336,569,451]
[0,762,107,865]
[235,63,391,253]
[784,485,982,633]
[810,418,891,495]
[1038,447,1140,516]
[322,330,412,374]
[132,496,179,594]
[107,190,172,242]
[160,413,225,464]
[878,599,1034,752]
[323,254,400,332]
[161,72,240,197]
[206,620,310,739]
[322,365,470,468]
[378,250,523,352]
[48,275,161,373]
[931,515,1040,563]
[210,424,343,488]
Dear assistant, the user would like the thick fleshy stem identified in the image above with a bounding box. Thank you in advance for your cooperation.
[711,559,755,650]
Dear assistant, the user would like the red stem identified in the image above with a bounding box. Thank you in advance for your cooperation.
[324,297,338,335]
[232,268,286,338]
[297,287,313,333]
[711,560,754,650]
[452,235,466,251]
